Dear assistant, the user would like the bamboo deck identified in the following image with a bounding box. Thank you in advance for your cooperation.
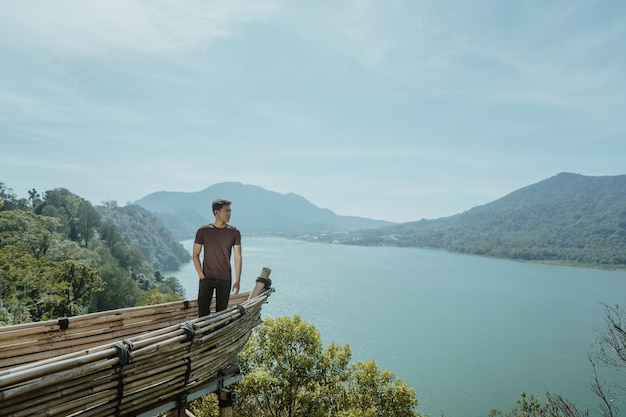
[0,274,274,417]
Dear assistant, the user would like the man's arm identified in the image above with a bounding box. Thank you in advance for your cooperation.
[192,243,204,279]
[232,244,242,294]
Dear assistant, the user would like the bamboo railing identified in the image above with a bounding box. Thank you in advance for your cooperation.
[0,269,274,417]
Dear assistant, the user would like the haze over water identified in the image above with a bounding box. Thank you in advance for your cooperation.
[170,237,626,416]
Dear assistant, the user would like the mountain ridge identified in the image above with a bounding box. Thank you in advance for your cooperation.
[134,182,395,240]
[319,172,626,269]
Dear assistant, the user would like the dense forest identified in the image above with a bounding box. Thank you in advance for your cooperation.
[314,173,626,270]
[0,182,185,325]
[96,202,190,271]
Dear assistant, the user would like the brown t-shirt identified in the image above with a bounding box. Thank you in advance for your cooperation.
[194,223,241,280]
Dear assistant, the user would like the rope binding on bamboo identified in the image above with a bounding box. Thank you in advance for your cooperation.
[113,339,134,417]
[179,321,196,342]
[58,316,70,331]
[256,276,272,289]
[235,304,246,316]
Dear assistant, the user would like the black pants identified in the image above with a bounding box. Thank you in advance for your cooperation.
[197,277,231,318]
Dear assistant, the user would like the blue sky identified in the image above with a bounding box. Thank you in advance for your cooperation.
[1,0,625,223]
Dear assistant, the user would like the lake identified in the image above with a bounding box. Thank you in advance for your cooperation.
[168,237,626,417]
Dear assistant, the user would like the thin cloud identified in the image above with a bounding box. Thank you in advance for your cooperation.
[0,0,279,54]
[1,1,624,222]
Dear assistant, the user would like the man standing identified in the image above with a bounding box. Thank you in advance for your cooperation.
[192,199,242,317]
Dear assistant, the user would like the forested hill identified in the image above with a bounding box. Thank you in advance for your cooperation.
[96,203,190,271]
[321,173,626,269]
[0,184,187,325]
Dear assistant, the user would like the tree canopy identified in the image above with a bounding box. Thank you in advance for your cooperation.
[189,315,420,417]
[0,181,185,325]
[96,203,190,271]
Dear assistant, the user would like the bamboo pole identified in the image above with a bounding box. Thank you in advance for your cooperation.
[0,267,273,417]
[0,298,204,369]
[3,367,114,411]
[0,292,253,370]
[248,267,272,300]
[0,349,117,393]
[218,388,236,417]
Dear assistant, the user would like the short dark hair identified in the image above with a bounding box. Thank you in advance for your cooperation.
[212,199,231,213]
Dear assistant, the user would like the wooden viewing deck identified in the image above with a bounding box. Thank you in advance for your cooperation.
[0,268,274,417]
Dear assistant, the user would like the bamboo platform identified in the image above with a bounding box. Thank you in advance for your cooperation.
[0,269,274,417]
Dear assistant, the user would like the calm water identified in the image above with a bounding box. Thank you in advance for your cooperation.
[168,237,626,417]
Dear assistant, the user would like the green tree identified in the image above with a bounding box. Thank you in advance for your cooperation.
[28,188,42,210]
[226,315,419,417]
[0,181,28,211]
[135,288,183,306]
[235,315,340,417]
[0,210,62,259]
[0,210,106,322]
[55,260,105,316]
[93,260,139,311]
[161,276,185,298]
[188,395,219,417]
[39,188,83,241]
[342,360,419,417]
[75,200,100,247]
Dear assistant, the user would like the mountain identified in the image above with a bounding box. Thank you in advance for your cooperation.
[133,182,395,240]
[96,203,191,271]
[318,173,626,269]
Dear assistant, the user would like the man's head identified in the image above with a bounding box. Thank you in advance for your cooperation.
[212,199,232,223]
[212,199,231,213]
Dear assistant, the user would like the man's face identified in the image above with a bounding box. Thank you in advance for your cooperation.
[215,205,232,223]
